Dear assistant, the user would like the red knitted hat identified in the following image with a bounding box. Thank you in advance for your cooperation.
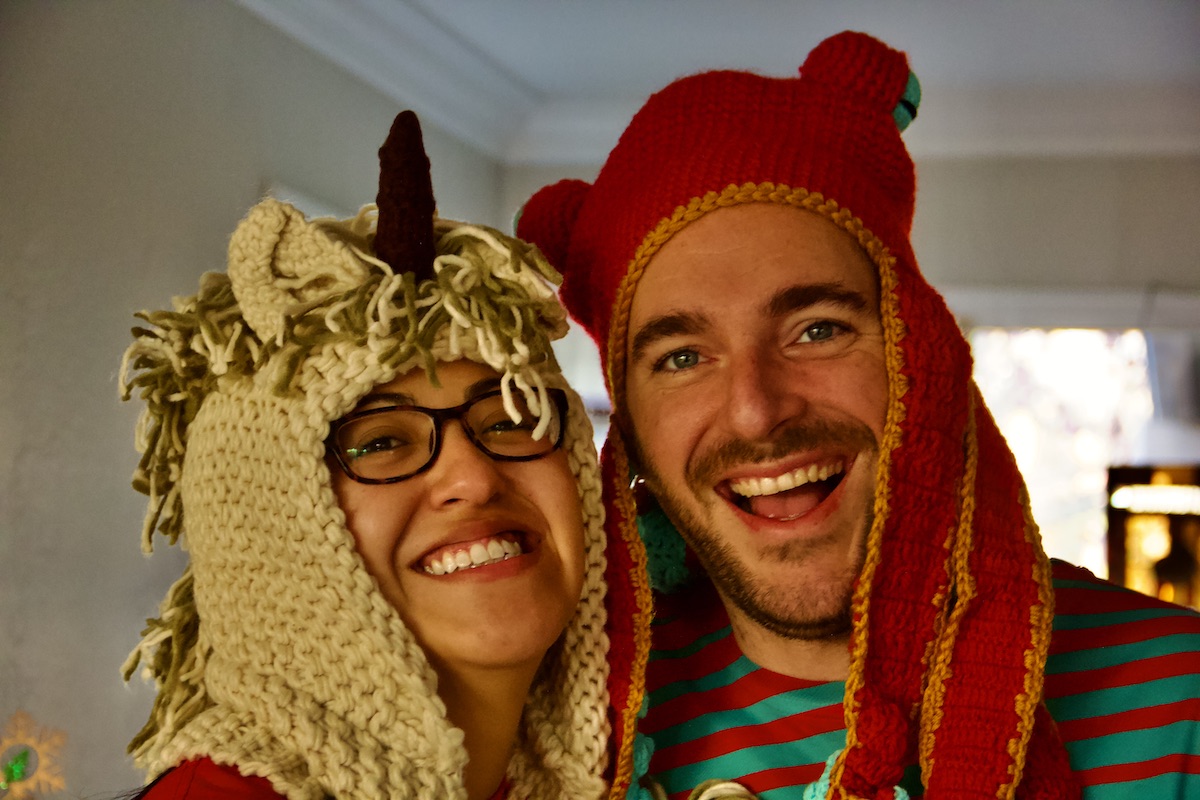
[519,31,1078,800]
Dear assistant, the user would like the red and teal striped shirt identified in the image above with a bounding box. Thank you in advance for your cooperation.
[642,561,1200,799]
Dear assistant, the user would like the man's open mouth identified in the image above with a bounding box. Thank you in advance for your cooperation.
[420,533,527,575]
[722,460,846,520]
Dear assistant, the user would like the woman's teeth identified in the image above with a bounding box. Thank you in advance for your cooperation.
[729,461,845,498]
[423,536,524,575]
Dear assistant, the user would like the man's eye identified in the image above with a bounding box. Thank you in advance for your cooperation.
[654,349,701,372]
[798,322,841,343]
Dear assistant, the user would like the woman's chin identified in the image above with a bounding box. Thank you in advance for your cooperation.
[410,591,578,675]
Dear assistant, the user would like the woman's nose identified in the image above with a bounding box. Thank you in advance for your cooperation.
[423,421,505,507]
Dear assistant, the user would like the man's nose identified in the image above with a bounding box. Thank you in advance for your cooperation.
[722,350,806,441]
[423,422,504,507]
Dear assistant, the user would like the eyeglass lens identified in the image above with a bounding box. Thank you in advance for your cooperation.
[334,390,562,482]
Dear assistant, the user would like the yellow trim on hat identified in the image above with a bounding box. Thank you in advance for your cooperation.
[916,394,979,779]
[605,181,910,795]
[1006,481,1056,795]
[607,425,655,799]
[828,193,908,797]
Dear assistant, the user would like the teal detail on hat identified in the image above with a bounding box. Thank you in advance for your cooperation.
[638,502,692,593]
[892,70,921,132]
[625,730,658,800]
[801,750,911,800]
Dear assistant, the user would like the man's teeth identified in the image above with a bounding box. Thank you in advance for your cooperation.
[729,461,844,498]
[424,537,523,575]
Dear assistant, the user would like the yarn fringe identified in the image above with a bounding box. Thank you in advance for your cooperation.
[121,566,208,763]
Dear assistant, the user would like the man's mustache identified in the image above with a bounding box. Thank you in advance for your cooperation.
[687,419,877,490]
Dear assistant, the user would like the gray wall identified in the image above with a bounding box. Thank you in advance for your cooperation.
[913,156,1200,294]
[0,1,500,794]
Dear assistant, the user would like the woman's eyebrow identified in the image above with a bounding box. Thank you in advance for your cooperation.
[353,378,502,412]
[767,283,870,317]
[355,391,416,409]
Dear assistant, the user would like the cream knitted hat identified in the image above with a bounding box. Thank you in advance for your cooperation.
[120,112,610,799]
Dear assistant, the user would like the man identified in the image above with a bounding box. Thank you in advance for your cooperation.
[519,31,1200,800]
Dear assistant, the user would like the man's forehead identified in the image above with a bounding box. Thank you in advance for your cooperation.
[638,204,875,280]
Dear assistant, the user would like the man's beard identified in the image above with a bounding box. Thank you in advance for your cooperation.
[635,418,876,641]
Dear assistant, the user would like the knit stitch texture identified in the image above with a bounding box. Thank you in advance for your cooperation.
[122,200,612,800]
[517,30,1078,800]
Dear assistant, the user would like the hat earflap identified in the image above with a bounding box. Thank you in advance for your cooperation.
[637,499,692,594]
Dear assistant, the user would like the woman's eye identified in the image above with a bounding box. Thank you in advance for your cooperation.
[655,349,701,372]
[486,418,533,434]
[347,435,408,459]
[479,412,535,437]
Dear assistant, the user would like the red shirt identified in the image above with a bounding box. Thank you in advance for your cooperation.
[140,759,281,799]
[141,758,511,799]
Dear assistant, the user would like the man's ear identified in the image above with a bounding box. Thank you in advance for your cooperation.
[616,415,645,477]
[614,413,657,508]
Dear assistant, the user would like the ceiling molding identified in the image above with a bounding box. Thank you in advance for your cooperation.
[504,98,640,166]
[233,0,541,159]
[506,85,1200,165]
[236,0,1200,166]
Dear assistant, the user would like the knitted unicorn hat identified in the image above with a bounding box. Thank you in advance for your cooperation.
[518,31,1077,800]
[121,111,610,800]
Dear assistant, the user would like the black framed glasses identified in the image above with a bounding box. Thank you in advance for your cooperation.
[328,388,568,484]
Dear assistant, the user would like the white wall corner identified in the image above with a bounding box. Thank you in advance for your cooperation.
[232,0,541,159]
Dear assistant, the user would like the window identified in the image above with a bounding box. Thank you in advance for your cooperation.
[970,328,1154,577]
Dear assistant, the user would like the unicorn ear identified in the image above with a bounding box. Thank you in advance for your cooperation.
[227,197,371,343]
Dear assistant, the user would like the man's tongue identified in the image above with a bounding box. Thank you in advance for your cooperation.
[744,483,827,520]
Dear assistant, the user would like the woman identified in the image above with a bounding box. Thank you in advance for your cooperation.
[119,112,609,799]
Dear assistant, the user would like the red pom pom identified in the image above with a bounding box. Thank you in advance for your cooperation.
[516,179,590,273]
[800,30,911,116]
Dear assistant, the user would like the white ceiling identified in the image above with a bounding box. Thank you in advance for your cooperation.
[235,0,1200,164]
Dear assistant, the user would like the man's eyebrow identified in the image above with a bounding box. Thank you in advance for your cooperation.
[767,283,871,318]
[629,311,709,365]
